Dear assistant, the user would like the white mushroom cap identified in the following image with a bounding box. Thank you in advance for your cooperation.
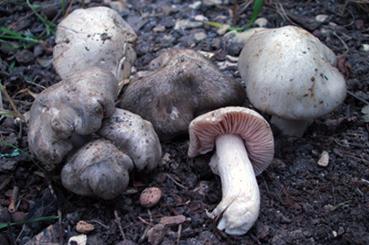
[53,6,137,80]
[238,25,346,121]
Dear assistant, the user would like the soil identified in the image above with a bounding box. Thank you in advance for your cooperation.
[0,0,369,244]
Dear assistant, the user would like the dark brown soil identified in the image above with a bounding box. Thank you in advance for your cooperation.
[0,0,369,244]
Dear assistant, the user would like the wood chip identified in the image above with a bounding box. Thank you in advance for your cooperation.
[159,215,187,226]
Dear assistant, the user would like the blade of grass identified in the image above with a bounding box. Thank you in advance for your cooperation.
[246,0,265,28]
[0,27,41,44]
[0,215,59,230]
[26,0,56,36]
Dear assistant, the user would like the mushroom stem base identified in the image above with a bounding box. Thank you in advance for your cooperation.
[207,134,260,235]
[271,116,312,137]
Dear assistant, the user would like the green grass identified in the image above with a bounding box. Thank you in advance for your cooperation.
[206,0,265,33]
[25,0,56,36]
[0,216,59,230]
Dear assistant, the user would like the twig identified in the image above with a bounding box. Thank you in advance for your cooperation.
[165,174,187,190]
[138,216,154,226]
[176,224,182,245]
[347,90,369,105]
[90,219,110,229]
[8,185,19,213]
[114,210,126,240]
[332,31,349,54]
[0,176,11,191]
[0,84,24,121]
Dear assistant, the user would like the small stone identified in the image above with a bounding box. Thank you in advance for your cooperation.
[194,15,208,22]
[11,211,27,222]
[103,0,128,13]
[217,24,230,35]
[254,17,268,27]
[68,234,87,245]
[160,215,188,226]
[317,151,329,167]
[153,25,166,32]
[147,224,167,245]
[76,220,95,234]
[315,14,329,23]
[174,20,202,30]
[332,230,337,237]
[193,32,207,42]
[15,50,34,64]
[161,153,171,165]
[140,187,162,208]
[189,1,202,9]
[362,44,369,52]
[203,0,222,6]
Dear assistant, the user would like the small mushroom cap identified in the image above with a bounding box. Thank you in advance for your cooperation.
[119,48,245,140]
[53,6,137,80]
[238,25,346,120]
[98,108,162,171]
[28,67,117,170]
[61,139,133,200]
[188,107,274,175]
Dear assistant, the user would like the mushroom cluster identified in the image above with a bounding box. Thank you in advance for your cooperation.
[238,25,346,136]
[26,3,348,238]
[28,7,162,200]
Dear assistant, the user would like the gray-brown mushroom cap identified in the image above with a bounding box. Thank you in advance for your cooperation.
[98,108,162,171]
[118,48,246,140]
[28,67,118,170]
[188,106,274,175]
[53,6,137,80]
[61,139,133,200]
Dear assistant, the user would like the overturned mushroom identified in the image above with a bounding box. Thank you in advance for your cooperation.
[238,25,346,136]
[119,48,245,140]
[61,108,162,199]
[188,107,274,235]
[28,67,118,170]
[53,6,137,80]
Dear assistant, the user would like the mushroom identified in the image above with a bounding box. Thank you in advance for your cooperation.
[188,106,274,235]
[28,67,118,170]
[119,48,245,140]
[53,6,137,80]
[238,25,346,136]
[61,108,162,199]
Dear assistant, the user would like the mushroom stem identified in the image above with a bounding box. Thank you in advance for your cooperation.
[271,115,312,137]
[208,134,260,235]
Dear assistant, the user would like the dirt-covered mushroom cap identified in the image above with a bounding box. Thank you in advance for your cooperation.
[238,25,346,136]
[53,6,137,80]
[188,106,274,175]
[61,139,133,200]
[188,106,274,235]
[119,48,245,140]
[28,67,118,170]
[98,108,162,171]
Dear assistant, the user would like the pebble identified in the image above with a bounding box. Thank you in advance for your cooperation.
[193,32,207,42]
[174,19,203,30]
[189,1,202,9]
[317,151,329,167]
[194,15,208,22]
[139,187,162,208]
[362,44,369,52]
[153,25,166,32]
[0,206,11,223]
[254,17,268,27]
[203,0,222,6]
[76,220,95,234]
[315,14,329,23]
[15,50,34,64]
[103,0,128,13]
[147,224,166,245]
[216,24,229,35]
